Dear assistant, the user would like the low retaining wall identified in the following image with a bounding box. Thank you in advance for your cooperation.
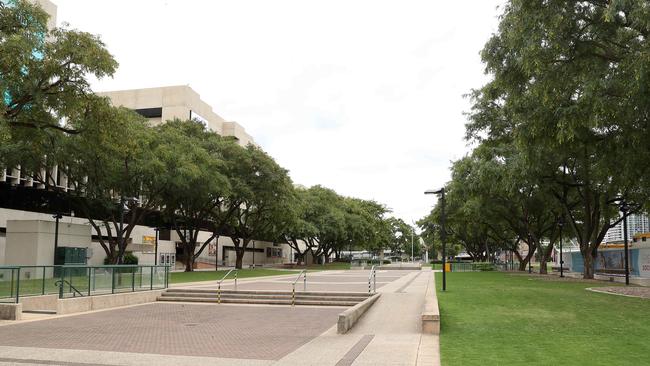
[421,271,440,335]
[594,274,650,287]
[0,303,21,320]
[363,266,422,270]
[337,293,381,334]
[57,290,164,315]
[20,294,58,312]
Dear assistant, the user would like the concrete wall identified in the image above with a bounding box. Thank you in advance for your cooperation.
[20,294,58,312]
[98,86,229,136]
[5,220,92,267]
[33,0,57,30]
[56,290,163,315]
[0,303,21,320]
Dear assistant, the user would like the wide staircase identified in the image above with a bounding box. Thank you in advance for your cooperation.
[157,288,370,306]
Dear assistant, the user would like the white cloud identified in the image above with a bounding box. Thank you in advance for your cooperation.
[54,0,505,224]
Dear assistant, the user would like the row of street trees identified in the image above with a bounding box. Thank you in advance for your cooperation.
[420,0,650,279]
[1,0,420,270]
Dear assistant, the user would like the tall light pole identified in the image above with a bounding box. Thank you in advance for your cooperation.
[411,221,414,263]
[425,188,446,291]
[558,216,564,278]
[154,227,159,266]
[52,212,63,264]
[620,201,630,286]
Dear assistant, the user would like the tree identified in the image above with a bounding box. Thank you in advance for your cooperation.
[385,217,415,258]
[1,0,117,169]
[221,144,294,269]
[61,103,162,264]
[154,120,231,272]
[467,0,650,278]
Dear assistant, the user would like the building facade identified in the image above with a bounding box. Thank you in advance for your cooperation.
[0,1,297,269]
[603,213,650,243]
[97,86,255,147]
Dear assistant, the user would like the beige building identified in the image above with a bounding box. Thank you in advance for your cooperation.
[98,86,255,147]
[0,1,297,270]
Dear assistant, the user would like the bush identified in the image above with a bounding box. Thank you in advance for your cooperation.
[103,252,139,266]
[474,262,495,271]
[123,252,139,265]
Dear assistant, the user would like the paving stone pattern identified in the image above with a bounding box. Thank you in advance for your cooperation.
[0,303,341,360]
[591,286,650,299]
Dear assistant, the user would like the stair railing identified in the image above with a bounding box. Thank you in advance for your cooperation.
[368,265,377,294]
[291,269,307,306]
[217,269,238,304]
[55,279,84,298]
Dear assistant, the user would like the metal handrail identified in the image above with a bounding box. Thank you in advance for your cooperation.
[217,269,238,304]
[291,270,307,306]
[55,279,84,298]
[368,265,377,294]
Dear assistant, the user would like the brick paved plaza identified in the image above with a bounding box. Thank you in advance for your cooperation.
[0,269,438,366]
[0,303,341,360]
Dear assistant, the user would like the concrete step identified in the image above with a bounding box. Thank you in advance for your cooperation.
[160,292,366,302]
[157,296,358,306]
[166,289,370,297]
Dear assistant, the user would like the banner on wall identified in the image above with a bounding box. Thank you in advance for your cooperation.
[596,250,625,270]
[208,243,217,256]
[640,249,650,278]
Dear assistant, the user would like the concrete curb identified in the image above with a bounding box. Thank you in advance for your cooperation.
[0,303,21,320]
[337,293,381,334]
[586,287,650,299]
[421,271,440,334]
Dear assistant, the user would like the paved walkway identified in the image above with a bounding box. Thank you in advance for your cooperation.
[0,269,439,366]
[275,269,439,366]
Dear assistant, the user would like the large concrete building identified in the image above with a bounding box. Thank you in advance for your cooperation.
[603,213,650,243]
[0,0,295,270]
[98,86,255,147]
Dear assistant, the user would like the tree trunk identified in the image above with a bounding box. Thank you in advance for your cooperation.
[518,246,535,271]
[235,247,245,269]
[582,250,595,279]
[538,243,555,275]
[183,243,195,272]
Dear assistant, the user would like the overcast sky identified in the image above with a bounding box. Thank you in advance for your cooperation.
[54,0,505,226]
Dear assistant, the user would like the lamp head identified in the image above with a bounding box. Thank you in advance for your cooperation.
[424,188,444,195]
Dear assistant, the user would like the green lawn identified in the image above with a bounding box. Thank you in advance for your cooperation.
[437,272,650,366]
[170,268,299,284]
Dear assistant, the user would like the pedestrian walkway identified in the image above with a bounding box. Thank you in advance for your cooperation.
[0,269,439,366]
[275,268,440,366]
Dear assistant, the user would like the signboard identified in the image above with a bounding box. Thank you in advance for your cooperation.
[640,249,650,278]
[208,243,217,256]
[596,250,625,270]
[142,235,155,245]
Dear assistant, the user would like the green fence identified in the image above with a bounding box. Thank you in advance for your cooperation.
[449,262,496,272]
[0,265,169,303]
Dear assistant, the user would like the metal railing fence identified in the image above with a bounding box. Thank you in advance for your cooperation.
[217,269,238,304]
[368,265,377,294]
[0,265,169,303]
[291,270,307,306]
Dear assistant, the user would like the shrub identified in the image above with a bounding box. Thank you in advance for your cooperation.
[123,252,139,265]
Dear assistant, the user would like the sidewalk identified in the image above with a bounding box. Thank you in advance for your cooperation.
[274,269,440,366]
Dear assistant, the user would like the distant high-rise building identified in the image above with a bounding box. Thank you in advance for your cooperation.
[603,213,650,243]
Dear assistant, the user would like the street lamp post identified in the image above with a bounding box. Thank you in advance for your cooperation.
[425,188,446,291]
[558,216,565,278]
[52,212,63,264]
[154,228,159,266]
[620,201,630,286]
[411,223,414,263]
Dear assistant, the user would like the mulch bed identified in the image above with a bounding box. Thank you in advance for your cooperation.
[507,272,608,284]
[588,286,650,299]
